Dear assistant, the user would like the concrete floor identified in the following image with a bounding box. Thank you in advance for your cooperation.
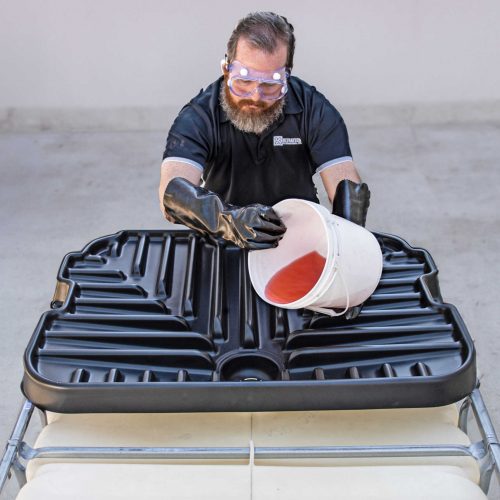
[1,122,499,497]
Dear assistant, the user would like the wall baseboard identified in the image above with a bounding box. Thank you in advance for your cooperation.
[1,101,500,132]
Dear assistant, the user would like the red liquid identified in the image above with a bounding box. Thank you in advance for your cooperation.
[265,251,326,304]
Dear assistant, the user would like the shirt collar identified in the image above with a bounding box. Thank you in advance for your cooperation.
[219,76,302,123]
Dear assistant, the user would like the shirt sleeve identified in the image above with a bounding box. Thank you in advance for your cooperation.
[307,91,353,174]
[162,101,214,172]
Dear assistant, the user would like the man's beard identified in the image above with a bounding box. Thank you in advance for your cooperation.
[220,76,284,135]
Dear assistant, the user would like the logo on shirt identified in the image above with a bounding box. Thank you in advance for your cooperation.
[273,136,302,147]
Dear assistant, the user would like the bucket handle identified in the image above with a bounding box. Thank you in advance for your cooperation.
[306,218,350,317]
[306,264,350,317]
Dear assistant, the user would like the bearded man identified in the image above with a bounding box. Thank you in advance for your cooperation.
[159,11,370,251]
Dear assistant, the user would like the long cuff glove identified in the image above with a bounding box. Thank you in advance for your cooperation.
[332,179,371,319]
[332,179,370,227]
[163,177,286,250]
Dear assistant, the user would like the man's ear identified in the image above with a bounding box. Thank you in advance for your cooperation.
[220,53,230,74]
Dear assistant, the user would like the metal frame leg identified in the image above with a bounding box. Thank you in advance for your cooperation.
[470,388,500,494]
[0,400,33,494]
[478,453,496,494]
[38,409,47,427]
[11,459,26,488]
[459,397,472,433]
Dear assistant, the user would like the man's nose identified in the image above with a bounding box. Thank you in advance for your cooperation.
[251,87,261,102]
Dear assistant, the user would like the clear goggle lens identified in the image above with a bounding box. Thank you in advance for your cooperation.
[229,78,286,100]
[227,61,289,101]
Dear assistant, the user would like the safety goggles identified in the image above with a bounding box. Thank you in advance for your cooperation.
[227,60,289,101]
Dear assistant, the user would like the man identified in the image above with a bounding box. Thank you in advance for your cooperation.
[159,11,369,250]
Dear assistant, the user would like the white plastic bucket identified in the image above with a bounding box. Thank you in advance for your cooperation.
[248,198,383,316]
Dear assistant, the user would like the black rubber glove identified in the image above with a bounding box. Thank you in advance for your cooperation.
[332,179,371,319]
[163,177,286,250]
[332,179,370,227]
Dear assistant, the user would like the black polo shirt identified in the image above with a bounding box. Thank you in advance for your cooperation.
[162,76,352,206]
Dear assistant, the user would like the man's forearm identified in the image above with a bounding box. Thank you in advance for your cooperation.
[158,160,203,220]
[319,160,361,204]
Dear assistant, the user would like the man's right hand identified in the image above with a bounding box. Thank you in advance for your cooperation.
[163,177,286,250]
[222,203,286,249]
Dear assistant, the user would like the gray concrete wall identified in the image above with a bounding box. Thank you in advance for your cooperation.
[1,0,500,130]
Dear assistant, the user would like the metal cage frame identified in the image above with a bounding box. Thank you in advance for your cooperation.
[1,384,499,498]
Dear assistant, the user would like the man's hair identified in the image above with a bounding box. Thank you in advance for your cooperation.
[226,12,295,70]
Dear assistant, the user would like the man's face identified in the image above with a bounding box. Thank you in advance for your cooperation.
[227,38,288,110]
[221,38,288,134]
